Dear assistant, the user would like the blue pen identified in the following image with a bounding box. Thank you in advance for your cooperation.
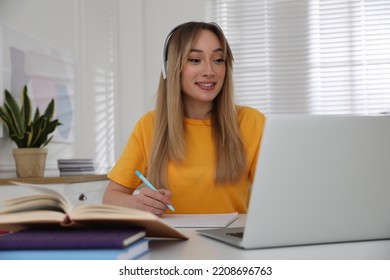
[135,170,175,212]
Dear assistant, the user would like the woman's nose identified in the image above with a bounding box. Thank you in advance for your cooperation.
[202,61,215,77]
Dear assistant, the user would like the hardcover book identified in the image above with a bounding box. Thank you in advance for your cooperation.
[0,228,146,250]
[0,184,187,240]
[0,239,150,260]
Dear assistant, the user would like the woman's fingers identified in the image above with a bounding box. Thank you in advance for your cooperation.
[133,187,171,216]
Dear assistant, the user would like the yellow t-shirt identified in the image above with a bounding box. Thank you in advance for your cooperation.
[107,106,265,214]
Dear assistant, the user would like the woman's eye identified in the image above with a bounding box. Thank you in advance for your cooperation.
[214,58,225,64]
[188,58,201,63]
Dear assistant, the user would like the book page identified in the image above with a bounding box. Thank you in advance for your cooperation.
[70,204,157,220]
[0,196,65,214]
[0,210,65,223]
[1,182,72,213]
[162,212,239,228]
[68,204,188,240]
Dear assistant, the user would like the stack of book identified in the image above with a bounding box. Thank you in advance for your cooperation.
[0,185,188,260]
[58,158,95,176]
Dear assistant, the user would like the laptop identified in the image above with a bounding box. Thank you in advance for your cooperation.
[198,115,390,249]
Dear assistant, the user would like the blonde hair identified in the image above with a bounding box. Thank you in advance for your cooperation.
[148,22,246,188]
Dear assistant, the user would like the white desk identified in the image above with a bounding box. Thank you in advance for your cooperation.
[141,215,390,260]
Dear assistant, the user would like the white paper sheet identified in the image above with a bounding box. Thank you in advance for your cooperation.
[162,212,239,228]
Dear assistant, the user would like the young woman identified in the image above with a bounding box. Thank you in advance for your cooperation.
[103,22,265,215]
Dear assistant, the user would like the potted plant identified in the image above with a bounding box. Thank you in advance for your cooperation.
[0,85,61,178]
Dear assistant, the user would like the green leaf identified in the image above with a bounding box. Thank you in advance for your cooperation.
[25,126,34,147]
[21,85,31,131]
[42,135,53,147]
[0,107,12,132]
[33,107,40,122]
[4,90,23,138]
[43,99,55,120]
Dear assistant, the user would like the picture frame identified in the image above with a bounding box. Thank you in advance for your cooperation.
[0,24,75,143]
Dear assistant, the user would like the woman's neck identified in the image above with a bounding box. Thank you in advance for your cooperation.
[184,104,213,120]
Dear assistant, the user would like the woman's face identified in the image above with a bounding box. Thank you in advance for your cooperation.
[180,29,226,112]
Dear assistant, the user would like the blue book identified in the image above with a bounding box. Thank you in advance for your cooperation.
[0,238,149,260]
[0,228,146,249]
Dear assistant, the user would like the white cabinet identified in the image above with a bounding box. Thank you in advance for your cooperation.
[0,180,108,206]
[64,180,108,206]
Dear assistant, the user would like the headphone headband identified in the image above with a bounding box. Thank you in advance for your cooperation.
[161,23,185,80]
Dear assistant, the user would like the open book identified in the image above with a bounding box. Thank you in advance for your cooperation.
[0,184,187,240]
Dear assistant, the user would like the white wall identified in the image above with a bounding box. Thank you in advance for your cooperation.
[0,0,77,177]
[0,0,207,178]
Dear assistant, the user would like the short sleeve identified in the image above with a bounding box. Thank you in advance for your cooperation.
[107,112,155,189]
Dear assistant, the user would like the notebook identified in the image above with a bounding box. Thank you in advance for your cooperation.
[198,115,390,249]
[163,212,238,228]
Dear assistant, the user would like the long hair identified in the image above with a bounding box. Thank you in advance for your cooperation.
[148,22,246,188]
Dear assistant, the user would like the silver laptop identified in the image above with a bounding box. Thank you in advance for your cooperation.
[198,115,390,249]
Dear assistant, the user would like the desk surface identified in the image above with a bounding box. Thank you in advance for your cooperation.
[0,214,389,260]
[142,215,390,260]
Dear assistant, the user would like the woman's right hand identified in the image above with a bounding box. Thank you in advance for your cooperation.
[131,184,172,216]
[103,180,171,217]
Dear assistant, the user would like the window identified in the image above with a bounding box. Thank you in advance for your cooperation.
[207,0,390,115]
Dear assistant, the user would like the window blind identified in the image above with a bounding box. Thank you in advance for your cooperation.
[207,0,390,115]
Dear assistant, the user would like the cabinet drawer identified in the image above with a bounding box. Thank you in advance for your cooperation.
[64,180,108,206]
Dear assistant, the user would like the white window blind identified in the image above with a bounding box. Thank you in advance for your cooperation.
[207,0,390,115]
